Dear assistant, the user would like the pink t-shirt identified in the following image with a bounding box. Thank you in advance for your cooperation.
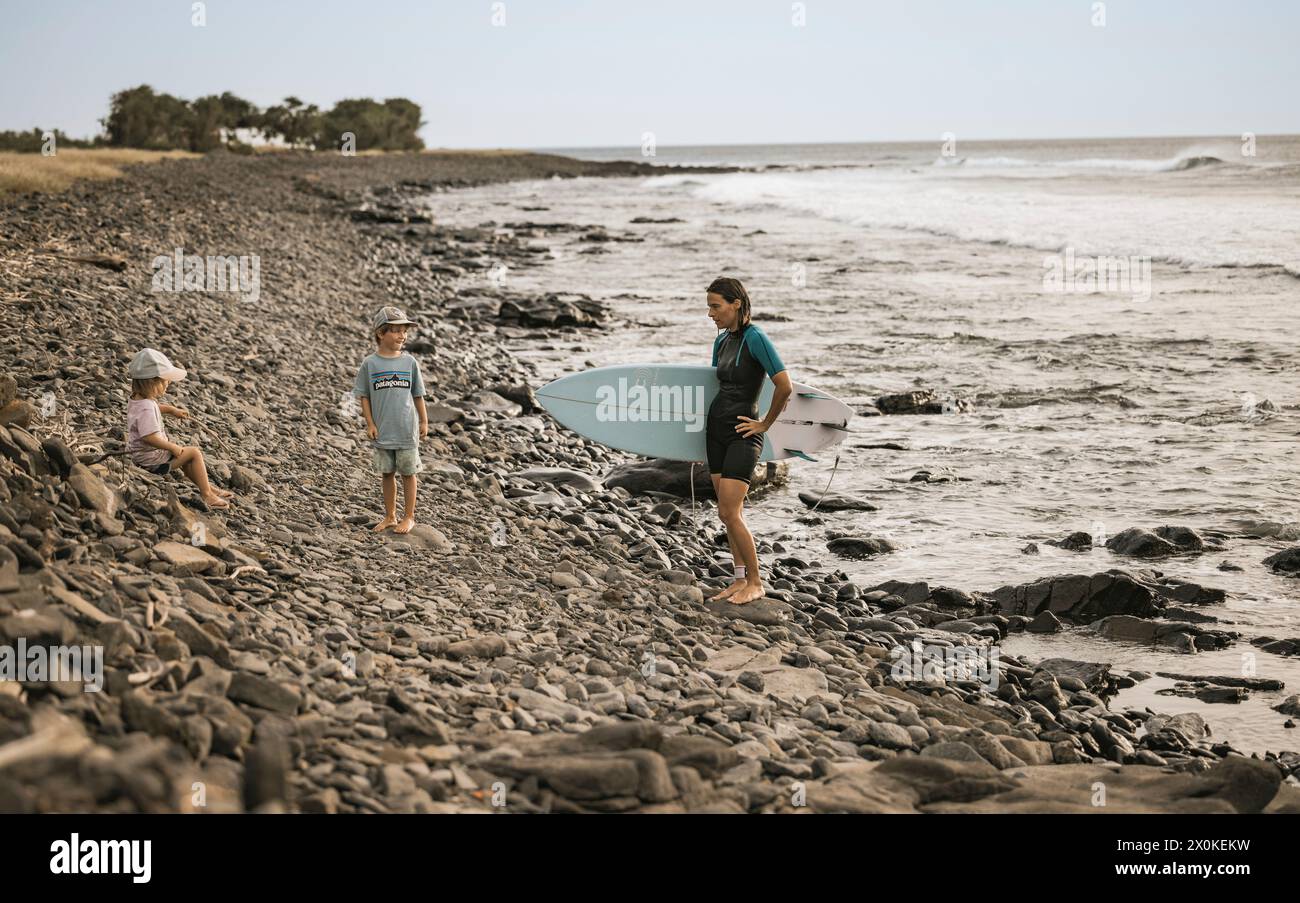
[127,399,171,467]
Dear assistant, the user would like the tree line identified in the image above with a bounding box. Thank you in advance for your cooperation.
[0,85,425,152]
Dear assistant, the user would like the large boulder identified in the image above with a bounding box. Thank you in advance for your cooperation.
[1263,547,1300,575]
[66,463,119,517]
[499,292,607,328]
[605,458,785,499]
[0,400,33,428]
[875,390,972,416]
[827,534,895,558]
[987,570,1225,623]
[1034,658,1114,693]
[1093,616,1235,651]
[1105,525,1206,557]
[797,491,877,511]
[511,467,602,493]
[1,425,49,475]
[154,541,221,576]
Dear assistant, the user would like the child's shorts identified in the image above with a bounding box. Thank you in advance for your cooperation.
[372,447,422,476]
[136,457,172,476]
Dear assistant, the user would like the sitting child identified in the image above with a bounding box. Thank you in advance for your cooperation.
[126,348,234,510]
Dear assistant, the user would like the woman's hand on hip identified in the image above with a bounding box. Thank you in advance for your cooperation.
[735,416,768,438]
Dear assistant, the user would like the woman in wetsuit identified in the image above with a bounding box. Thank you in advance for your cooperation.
[705,277,792,606]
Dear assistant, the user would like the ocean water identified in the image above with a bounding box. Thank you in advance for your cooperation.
[429,136,1300,756]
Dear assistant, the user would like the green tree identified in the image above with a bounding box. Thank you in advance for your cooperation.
[102,85,192,149]
[259,96,321,148]
[316,97,424,151]
[189,92,260,150]
[0,128,96,151]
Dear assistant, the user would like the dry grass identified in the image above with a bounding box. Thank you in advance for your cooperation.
[0,148,197,195]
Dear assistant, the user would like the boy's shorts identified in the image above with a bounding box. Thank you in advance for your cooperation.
[372,447,422,476]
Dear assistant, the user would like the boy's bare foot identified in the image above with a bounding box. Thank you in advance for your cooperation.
[215,488,235,499]
[201,494,230,510]
[708,580,745,602]
[394,516,416,534]
[373,516,398,532]
[729,583,766,605]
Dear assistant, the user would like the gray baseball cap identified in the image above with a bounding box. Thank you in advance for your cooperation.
[128,348,187,381]
[372,306,415,331]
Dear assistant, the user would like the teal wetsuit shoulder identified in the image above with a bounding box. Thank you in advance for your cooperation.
[742,325,786,377]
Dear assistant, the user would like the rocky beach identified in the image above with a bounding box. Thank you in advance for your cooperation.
[1,150,1297,814]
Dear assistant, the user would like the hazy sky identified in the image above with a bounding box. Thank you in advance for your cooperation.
[3,0,1297,148]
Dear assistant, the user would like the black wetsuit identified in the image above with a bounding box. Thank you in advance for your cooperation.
[707,324,786,484]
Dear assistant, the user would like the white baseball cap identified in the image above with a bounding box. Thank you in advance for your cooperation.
[128,348,187,381]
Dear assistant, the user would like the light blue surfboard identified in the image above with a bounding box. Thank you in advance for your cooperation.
[536,363,852,463]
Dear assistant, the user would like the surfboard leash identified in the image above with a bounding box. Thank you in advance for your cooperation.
[689,461,697,517]
[810,453,842,514]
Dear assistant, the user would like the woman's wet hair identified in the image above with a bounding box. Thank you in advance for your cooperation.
[707,276,751,329]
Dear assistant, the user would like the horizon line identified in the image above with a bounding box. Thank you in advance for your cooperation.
[524,131,1300,152]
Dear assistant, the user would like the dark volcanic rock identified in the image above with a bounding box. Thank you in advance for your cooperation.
[1263,547,1300,575]
[988,570,1225,623]
[875,390,972,415]
[827,534,896,558]
[1251,636,1300,657]
[1050,532,1094,551]
[499,292,607,328]
[1105,525,1206,557]
[606,458,785,498]
[1095,616,1238,652]
[797,491,877,511]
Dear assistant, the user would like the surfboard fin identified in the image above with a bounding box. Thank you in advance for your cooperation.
[785,449,818,462]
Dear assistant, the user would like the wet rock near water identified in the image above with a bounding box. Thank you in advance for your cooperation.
[987,569,1227,624]
[1252,635,1300,657]
[826,534,896,559]
[874,390,974,416]
[605,458,787,500]
[797,490,877,512]
[1092,614,1237,653]
[1049,532,1095,551]
[1263,547,1300,576]
[1105,525,1218,558]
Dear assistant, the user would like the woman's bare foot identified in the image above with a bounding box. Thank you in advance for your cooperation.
[729,582,765,605]
[373,516,398,532]
[394,516,416,534]
[708,580,745,602]
[200,493,230,510]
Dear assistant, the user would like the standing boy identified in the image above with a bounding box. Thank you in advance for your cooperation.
[353,307,428,534]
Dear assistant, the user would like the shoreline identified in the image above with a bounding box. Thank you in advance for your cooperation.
[0,152,1296,813]
[428,166,1300,756]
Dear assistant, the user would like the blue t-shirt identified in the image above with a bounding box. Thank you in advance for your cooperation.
[353,352,426,449]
